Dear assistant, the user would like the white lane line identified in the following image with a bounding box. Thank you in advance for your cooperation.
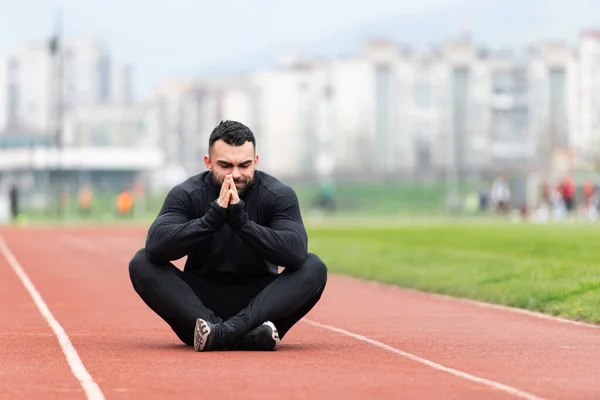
[0,235,105,400]
[303,319,546,400]
[337,275,599,330]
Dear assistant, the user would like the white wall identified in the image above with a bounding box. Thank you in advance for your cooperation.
[251,66,310,178]
[62,37,106,108]
[528,55,550,157]
[567,49,581,155]
[0,58,7,130]
[110,61,132,104]
[577,34,600,158]
[6,42,54,133]
[329,57,373,173]
[221,87,251,124]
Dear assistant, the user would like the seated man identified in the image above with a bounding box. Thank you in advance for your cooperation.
[129,120,328,351]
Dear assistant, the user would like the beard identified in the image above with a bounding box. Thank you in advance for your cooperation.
[212,173,255,195]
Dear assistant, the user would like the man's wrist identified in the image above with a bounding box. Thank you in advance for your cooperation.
[228,200,248,228]
[205,200,228,229]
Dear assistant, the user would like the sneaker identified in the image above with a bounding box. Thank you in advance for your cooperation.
[235,321,281,351]
[193,319,233,351]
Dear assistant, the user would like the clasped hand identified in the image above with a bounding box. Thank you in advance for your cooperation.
[217,174,240,208]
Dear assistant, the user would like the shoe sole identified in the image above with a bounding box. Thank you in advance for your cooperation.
[194,319,211,351]
[263,321,281,350]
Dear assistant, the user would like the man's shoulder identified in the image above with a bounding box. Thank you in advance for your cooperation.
[170,171,212,196]
[256,171,297,199]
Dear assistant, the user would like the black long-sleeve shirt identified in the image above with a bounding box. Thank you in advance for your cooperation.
[144,170,309,281]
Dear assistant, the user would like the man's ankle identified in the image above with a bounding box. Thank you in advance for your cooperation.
[220,320,244,347]
[222,320,238,335]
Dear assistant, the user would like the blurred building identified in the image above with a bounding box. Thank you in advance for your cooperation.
[241,36,589,181]
[64,102,157,147]
[0,40,54,133]
[249,58,325,178]
[137,31,600,186]
[485,52,532,166]
[527,41,575,166]
[0,37,132,134]
[0,58,7,130]
[439,37,487,179]
[0,37,158,213]
[237,38,530,180]
[4,29,600,211]
[574,30,600,161]
[149,79,250,180]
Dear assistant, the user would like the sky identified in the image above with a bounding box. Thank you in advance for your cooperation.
[1,0,598,99]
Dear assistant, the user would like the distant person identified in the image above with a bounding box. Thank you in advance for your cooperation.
[128,120,327,351]
[550,184,567,221]
[117,190,133,217]
[541,181,551,205]
[582,179,597,207]
[478,189,489,212]
[490,175,510,213]
[78,187,93,217]
[9,184,19,221]
[578,179,598,222]
[561,177,575,214]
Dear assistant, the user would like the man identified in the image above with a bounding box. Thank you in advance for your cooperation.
[128,120,328,351]
[490,174,510,213]
[9,183,19,221]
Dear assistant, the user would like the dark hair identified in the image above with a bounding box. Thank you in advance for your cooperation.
[208,120,256,153]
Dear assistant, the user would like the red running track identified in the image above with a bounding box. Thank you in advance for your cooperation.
[1,226,599,400]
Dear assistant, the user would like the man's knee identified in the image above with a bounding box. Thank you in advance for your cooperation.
[128,248,154,289]
[300,253,328,288]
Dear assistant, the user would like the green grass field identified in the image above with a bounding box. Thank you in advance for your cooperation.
[292,180,453,216]
[306,221,600,324]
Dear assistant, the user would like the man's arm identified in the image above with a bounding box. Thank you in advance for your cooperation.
[145,185,227,262]
[227,185,308,270]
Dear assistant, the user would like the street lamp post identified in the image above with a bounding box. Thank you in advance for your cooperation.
[50,8,64,218]
[314,65,336,211]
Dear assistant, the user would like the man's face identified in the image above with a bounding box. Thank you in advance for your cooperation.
[204,139,258,194]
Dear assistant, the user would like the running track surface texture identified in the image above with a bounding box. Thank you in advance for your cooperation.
[1,226,599,400]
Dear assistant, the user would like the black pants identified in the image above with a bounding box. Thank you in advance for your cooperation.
[128,248,328,346]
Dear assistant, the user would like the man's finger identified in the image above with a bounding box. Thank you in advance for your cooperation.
[220,175,232,196]
[228,189,239,204]
[223,188,231,207]
[231,178,240,193]
[219,184,227,201]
